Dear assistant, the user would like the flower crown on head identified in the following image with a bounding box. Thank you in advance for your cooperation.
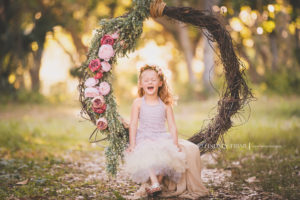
[156,66,163,76]
[139,64,163,77]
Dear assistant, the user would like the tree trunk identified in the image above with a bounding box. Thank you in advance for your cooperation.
[296,28,300,64]
[202,0,217,94]
[203,31,215,94]
[176,23,196,84]
[29,43,44,92]
[269,31,278,71]
[237,44,262,83]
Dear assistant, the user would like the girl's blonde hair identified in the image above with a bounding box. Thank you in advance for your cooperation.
[138,64,176,106]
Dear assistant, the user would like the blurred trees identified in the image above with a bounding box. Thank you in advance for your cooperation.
[0,0,299,103]
[153,0,216,94]
[155,0,300,94]
[0,0,87,94]
[0,0,129,97]
[219,0,300,93]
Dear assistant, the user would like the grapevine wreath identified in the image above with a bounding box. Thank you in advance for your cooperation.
[77,0,254,176]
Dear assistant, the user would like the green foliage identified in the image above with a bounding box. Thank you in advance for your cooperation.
[0,0,106,93]
[174,81,198,101]
[48,82,72,104]
[265,67,300,95]
[79,0,153,177]
[15,90,46,104]
[0,122,29,152]
[294,47,300,64]
[220,0,276,12]
[0,106,100,159]
[0,89,46,104]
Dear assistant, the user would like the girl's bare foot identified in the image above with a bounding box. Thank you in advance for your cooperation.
[146,182,162,197]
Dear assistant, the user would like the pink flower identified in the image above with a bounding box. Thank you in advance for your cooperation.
[84,77,99,87]
[98,44,115,61]
[91,96,107,113]
[94,71,103,79]
[92,104,107,114]
[97,81,111,96]
[88,58,101,72]
[101,61,111,72]
[84,87,100,98]
[101,35,114,46]
[157,68,162,76]
[110,31,119,39]
[96,117,108,130]
[91,95,105,108]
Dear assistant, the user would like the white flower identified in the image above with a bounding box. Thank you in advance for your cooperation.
[97,81,111,96]
[84,87,100,98]
[98,44,115,61]
[101,61,112,72]
[84,77,99,87]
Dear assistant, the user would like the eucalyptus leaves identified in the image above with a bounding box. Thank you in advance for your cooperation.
[79,0,153,176]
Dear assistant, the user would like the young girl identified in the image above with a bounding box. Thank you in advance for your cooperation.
[122,64,209,199]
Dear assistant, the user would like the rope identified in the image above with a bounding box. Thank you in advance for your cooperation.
[150,0,166,18]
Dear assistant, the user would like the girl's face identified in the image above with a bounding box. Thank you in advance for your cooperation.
[139,69,162,96]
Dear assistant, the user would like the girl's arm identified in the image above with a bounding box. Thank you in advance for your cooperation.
[166,104,179,148]
[128,98,140,147]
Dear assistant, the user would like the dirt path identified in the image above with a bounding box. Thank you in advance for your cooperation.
[58,150,283,200]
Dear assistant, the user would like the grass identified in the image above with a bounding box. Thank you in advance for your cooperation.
[0,94,299,199]
[213,95,300,199]
[0,104,108,199]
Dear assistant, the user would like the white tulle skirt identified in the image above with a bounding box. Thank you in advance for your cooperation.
[122,132,187,184]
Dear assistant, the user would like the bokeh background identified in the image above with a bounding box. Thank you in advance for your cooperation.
[0,0,299,199]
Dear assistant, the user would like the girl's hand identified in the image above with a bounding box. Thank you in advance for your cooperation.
[177,145,182,152]
[126,144,135,153]
[174,143,181,152]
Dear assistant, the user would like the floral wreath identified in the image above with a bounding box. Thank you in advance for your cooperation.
[78,0,254,177]
[139,65,163,77]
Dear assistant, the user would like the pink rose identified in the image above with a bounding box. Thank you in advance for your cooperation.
[98,44,115,61]
[92,104,107,114]
[88,58,101,72]
[96,117,108,130]
[110,31,119,39]
[94,71,103,79]
[84,77,99,87]
[91,95,105,108]
[101,61,111,72]
[84,87,100,98]
[97,81,110,96]
[101,35,114,46]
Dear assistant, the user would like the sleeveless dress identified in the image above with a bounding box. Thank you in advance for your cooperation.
[122,95,187,184]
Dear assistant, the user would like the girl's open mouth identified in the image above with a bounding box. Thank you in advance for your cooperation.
[147,86,154,91]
